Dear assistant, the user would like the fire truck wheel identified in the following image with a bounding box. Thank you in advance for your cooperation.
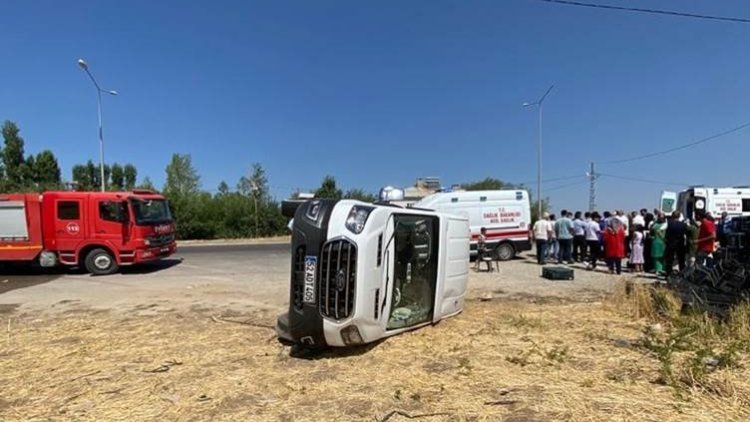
[495,243,515,261]
[85,249,119,275]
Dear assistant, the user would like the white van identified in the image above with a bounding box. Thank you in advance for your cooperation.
[660,187,750,220]
[414,190,531,260]
[277,198,469,348]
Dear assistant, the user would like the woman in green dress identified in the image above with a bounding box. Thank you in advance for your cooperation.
[651,214,667,274]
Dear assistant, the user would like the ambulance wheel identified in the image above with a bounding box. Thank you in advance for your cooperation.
[85,249,119,275]
[495,243,515,261]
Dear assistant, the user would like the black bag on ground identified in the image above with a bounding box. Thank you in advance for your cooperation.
[542,266,574,280]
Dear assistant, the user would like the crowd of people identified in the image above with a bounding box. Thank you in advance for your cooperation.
[531,208,732,276]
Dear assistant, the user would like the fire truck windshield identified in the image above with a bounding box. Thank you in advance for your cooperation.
[130,198,173,225]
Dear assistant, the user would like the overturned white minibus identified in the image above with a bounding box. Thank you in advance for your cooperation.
[277,198,469,347]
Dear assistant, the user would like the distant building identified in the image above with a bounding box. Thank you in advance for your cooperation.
[395,177,464,207]
[404,177,441,202]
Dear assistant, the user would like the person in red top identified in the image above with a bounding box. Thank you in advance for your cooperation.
[603,221,626,274]
[697,213,716,265]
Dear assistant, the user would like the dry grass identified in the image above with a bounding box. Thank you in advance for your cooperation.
[1,290,750,422]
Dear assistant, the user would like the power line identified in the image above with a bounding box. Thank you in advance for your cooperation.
[532,0,750,24]
[516,174,583,186]
[605,120,750,164]
[598,173,691,187]
[545,178,589,192]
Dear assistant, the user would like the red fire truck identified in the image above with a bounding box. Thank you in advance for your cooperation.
[0,190,176,275]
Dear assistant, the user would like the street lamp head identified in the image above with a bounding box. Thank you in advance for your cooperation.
[77,59,88,70]
[522,102,534,108]
[108,90,118,96]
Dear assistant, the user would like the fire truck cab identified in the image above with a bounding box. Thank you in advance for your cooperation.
[0,190,176,275]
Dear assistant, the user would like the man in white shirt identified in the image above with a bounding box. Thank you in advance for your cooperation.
[585,213,602,270]
[632,211,645,228]
[572,211,587,262]
[532,213,552,265]
[616,210,629,233]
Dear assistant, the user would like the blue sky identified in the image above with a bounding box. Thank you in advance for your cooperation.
[1,0,749,211]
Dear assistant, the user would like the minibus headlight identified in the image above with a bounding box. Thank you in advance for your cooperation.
[341,325,364,345]
[345,205,374,234]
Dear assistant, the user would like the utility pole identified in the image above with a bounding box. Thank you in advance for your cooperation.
[77,59,118,192]
[587,162,599,212]
[523,85,554,220]
[250,180,259,237]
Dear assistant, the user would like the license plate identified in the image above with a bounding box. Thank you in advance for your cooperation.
[160,247,170,253]
[303,256,317,304]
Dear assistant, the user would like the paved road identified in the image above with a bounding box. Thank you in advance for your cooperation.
[0,242,292,314]
[1,241,625,316]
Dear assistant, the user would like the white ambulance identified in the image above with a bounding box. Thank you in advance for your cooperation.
[660,187,750,220]
[413,189,531,261]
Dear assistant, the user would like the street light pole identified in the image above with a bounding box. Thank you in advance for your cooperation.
[250,180,259,237]
[523,85,554,220]
[78,59,118,192]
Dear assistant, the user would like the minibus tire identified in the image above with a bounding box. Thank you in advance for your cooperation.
[85,248,119,275]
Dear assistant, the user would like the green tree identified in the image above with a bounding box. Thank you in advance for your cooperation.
[2,121,26,190]
[71,160,111,191]
[530,198,551,223]
[0,143,4,189]
[20,154,35,189]
[162,154,207,239]
[137,176,156,191]
[217,181,230,196]
[72,163,93,190]
[86,160,99,190]
[123,164,137,190]
[34,150,61,190]
[462,177,509,191]
[110,164,124,190]
[164,154,200,196]
[315,175,342,199]
[344,188,377,203]
[238,163,269,199]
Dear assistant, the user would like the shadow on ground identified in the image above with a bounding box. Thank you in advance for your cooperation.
[0,264,65,295]
[0,258,183,294]
[286,339,386,360]
[117,258,183,275]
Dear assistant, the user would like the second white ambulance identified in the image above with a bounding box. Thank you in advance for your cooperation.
[414,189,531,260]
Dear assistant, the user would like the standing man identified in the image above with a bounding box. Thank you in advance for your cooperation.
[532,213,552,265]
[664,211,688,276]
[616,210,630,233]
[547,214,559,262]
[555,210,575,264]
[572,211,587,262]
[643,209,655,272]
[585,212,602,270]
[633,210,645,228]
[616,210,630,258]
[697,213,716,265]
[685,218,700,266]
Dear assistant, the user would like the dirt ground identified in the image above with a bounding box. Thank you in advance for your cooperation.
[1,251,749,421]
